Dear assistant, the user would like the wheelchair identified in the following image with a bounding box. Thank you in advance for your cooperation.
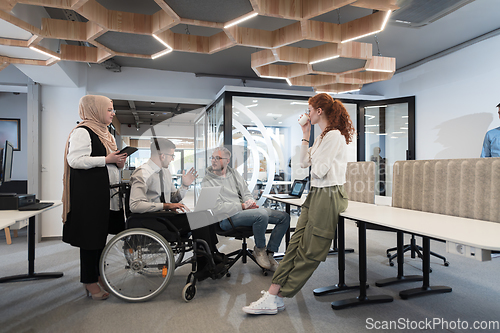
[99,183,225,303]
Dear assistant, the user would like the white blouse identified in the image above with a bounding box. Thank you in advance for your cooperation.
[67,127,121,211]
[299,129,348,188]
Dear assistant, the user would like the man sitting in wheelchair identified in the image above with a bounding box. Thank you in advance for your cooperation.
[128,138,228,281]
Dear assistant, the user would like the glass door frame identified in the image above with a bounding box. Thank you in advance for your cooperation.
[357,96,416,162]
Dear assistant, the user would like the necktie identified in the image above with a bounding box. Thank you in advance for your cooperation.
[159,168,166,203]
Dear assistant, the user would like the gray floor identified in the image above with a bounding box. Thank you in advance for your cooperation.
[1,220,499,333]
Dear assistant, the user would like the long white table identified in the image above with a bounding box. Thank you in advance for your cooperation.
[0,201,63,283]
[329,201,500,309]
[262,194,305,248]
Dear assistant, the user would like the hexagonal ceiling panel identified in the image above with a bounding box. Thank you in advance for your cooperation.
[164,0,253,22]
[97,0,162,15]
[96,31,165,55]
[311,5,372,24]
[170,24,222,37]
[238,15,298,31]
[312,58,367,74]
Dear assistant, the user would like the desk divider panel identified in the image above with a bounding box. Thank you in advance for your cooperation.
[344,161,375,204]
[392,158,500,223]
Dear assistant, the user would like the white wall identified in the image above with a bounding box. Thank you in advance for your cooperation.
[40,86,86,237]
[361,34,500,160]
[0,92,28,180]
[0,65,29,86]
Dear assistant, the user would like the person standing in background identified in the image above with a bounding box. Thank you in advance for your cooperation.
[480,103,500,157]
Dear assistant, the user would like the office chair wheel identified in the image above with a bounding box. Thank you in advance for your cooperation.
[100,228,175,302]
[182,283,196,302]
[444,261,449,266]
[226,272,231,277]
[262,270,269,276]
[389,262,394,267]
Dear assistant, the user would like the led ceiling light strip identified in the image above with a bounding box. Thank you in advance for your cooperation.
[337,88,361,94]
[29,46,60,60]
[152,34,173,50]
[309,55,339,65]
[365,68,393,72]
[381,10,392,30]
[224,12,258,29]
[151,48,172,59]
[341,11,392,44]
[260,75,292,86]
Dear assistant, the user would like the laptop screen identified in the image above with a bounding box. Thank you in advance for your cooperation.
[290,181,305,196]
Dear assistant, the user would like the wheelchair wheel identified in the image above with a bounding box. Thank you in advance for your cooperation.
[182,283,196,302]
[171,241,186,267]
[100,228,175,302]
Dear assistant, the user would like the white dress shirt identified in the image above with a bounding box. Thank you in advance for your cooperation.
[300,129,348,188]
[67,127,121,210]
[129,159,187,213]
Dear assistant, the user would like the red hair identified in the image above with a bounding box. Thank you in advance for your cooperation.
[308,93,355,144]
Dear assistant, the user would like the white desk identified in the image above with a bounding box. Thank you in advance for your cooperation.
[266,180,293,186]
[0,201,64,283]
[328,201,500,309]
[263,194,305,247]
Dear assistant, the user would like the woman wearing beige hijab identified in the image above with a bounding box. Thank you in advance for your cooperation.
[62,95,127,300]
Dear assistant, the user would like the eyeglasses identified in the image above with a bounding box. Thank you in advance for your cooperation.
[164,153,175,158]
[210,156,228,161]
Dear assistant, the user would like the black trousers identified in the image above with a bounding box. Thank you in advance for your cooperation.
[80,248,103,284]
[127,211,219,253]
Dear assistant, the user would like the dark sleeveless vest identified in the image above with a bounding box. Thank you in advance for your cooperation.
[62,126,110,250]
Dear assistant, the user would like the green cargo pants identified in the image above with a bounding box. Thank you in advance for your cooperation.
[271,185,348,298]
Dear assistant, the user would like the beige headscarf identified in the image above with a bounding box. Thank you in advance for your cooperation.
[62,95,117,223]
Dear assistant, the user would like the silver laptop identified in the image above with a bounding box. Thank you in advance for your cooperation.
[186,186,221,230]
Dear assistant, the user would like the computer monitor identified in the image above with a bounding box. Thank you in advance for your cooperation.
[1,141,14,186]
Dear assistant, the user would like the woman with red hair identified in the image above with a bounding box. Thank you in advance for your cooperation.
[243,93,355,315]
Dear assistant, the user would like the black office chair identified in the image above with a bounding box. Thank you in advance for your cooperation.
[215,218,269,276]
[386,234,449,269]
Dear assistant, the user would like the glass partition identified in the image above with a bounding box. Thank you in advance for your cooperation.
[361,97,415,197]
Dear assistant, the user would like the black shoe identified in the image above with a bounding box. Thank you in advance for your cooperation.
[213,252,228,265]
[210,262,229,280]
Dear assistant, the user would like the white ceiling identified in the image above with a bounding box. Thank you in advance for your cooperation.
[0,45,49,60]
[0,19,31,40]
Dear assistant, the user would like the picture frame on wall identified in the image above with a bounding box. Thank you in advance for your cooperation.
[0,118,21,151]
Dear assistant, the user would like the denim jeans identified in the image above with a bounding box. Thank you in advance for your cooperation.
[219,207,290,253]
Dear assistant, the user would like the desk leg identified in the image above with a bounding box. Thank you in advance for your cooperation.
[273,203,291,261]
[285,203,290,249]
[0,216,63,283]
[376,231,423,287]
[313,216,364,296]
[399,236,451,299]
[331,221,393,309]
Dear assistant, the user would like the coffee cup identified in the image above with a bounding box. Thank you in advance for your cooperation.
[298,113,310,126]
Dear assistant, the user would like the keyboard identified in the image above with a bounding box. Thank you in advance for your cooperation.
[18,202,54,211]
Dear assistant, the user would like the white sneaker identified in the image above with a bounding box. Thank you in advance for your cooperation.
[267,253,279,272]
[243,291,278,315]
[253,246,271,269]
[276,295,285,312]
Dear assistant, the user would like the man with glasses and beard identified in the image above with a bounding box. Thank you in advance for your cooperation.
[202,146,290,271]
